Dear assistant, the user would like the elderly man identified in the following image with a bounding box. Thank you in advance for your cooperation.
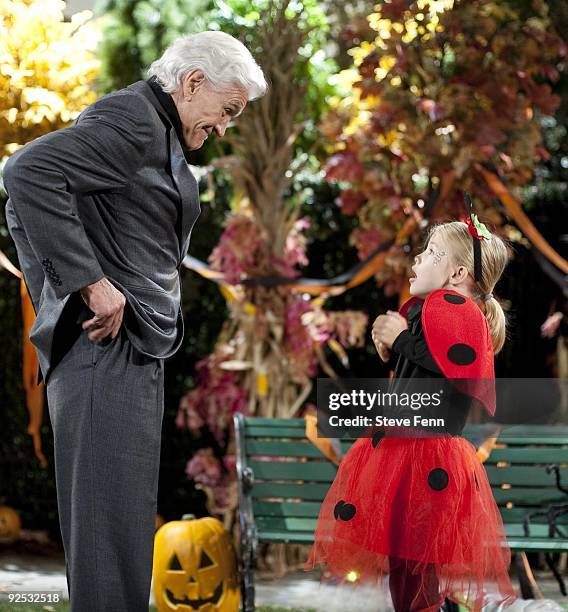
[4,31,267,611]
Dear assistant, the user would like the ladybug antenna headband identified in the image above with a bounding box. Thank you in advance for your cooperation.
[459,192,491,283]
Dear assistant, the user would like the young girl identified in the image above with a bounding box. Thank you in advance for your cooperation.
[304,216,518,611]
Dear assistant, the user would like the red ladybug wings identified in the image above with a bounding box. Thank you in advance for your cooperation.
[399,289,496,416]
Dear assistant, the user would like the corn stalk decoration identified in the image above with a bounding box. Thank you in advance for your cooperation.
[176,1,369,558]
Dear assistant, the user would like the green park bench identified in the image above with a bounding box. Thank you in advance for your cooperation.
[234,414,568,611]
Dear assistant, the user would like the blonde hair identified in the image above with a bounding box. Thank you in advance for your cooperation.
[424,220,512,354]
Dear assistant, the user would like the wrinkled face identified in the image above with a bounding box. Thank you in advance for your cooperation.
[409,235,452,298]
[174,70,248,150]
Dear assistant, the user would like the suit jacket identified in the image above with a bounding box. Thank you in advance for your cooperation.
[3,80,201,384]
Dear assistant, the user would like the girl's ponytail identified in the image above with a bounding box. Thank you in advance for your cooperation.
[483,295,507,355]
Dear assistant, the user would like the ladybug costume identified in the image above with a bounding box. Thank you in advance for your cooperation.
[304,289,518,611]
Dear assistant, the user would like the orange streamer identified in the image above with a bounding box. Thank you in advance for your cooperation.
[478,165,568,274]
[0,250,46,467]
[20,279,47,467]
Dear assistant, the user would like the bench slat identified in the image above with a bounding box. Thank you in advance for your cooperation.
[255,521,568,540]
[246,418,306,427]
[247,440,333,458]
[249,464,568,489]
[488,437,568,445]
[492,488,567,504]
[252,482,331,501]
[257,517,318,532]
[255,531,568,550]
[499,506,568,523]
[505,523,568,538]
[257,531,315,544]
[249,459,337,482]
[485,448,568,464]
[484,466,568,486]
[507,538,568,552]
[245,427,313,438]
[253,501,322,518]
[252,501,568,523]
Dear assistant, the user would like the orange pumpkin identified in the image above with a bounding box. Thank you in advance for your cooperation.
[0,506,21,543]
[153,514,240,611]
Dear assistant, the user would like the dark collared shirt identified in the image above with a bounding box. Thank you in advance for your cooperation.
[145,75,187,245]
[146,75,186,149]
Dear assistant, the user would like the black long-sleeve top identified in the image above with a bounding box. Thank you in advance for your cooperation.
[384,300,471,436]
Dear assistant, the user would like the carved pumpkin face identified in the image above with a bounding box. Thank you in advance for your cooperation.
[153,515,240,611]
[0,506,21,543]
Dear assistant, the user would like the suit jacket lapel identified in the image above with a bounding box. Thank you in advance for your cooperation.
[126,81,201,261]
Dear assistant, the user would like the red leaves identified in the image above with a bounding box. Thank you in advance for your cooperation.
[325,151,365,182]
[337,189,367,215]
[532,85,561,116]
[359,51,379,80]
[472,121,507,148]
[380,0,410,21]
[535,145,551,161]
[518,72,562,115]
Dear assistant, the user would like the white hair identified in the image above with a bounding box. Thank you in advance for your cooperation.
[147,31,268,101]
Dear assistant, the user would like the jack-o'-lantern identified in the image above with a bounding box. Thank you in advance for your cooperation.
[153,514,240,612]
[0,506,21,543]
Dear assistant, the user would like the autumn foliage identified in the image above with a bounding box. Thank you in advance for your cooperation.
[321,0,566,293]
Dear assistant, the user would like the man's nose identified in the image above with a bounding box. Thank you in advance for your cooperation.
[214,119,231,137]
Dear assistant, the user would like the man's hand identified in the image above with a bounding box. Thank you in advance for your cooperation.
[372,310,408,350]
[80,277,126,343]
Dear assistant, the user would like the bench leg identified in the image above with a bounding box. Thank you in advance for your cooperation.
[241,556,256,612]
[544,552,567,596]
[240,528,257,611]
[515,552,544,599]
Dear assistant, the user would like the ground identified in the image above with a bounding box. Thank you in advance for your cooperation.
[2,542,568,611]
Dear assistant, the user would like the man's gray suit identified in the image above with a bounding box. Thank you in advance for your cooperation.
[3,80,201,611]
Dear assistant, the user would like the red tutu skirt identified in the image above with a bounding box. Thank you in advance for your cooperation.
[304,431,518,611]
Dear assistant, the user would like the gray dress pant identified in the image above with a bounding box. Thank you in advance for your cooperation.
[46,303,164,611]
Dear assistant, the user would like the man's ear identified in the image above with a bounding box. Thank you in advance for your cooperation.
[182,70,206,97]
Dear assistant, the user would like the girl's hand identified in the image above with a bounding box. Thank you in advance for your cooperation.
[372,311,408,349]
[377,341,392,363]
[371,325,392,361]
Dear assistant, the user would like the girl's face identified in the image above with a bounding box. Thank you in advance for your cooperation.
[409,235,452,298]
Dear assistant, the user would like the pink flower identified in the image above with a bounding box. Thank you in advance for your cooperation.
[284,298,319,379]
[176,354,249,444]
[209,216,264,283]
[185,448,222,487]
